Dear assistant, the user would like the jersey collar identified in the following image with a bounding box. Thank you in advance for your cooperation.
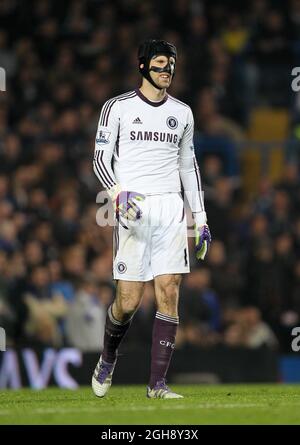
[135,88,168,107]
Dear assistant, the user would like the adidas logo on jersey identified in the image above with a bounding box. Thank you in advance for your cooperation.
[132,117,142,124]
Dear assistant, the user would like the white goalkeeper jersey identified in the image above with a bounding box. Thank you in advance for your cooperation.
[93,89,205,213]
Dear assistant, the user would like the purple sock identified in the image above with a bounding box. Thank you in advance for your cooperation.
[149,311,179,389]
[102,305,132,363]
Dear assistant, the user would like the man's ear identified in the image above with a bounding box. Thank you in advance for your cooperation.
[140,63,144,69]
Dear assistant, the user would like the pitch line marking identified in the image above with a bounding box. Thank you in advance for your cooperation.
[2,402,300,417]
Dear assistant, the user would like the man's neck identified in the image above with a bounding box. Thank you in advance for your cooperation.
[139,80,167,102]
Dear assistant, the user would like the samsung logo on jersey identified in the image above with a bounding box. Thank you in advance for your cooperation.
[130,131,178,144]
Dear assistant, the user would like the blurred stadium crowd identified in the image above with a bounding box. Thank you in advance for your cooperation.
[0,0,300,353]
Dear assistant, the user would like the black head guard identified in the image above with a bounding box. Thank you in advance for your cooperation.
[138,39,177,90]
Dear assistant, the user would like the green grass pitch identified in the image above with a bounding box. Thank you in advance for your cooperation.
[0,384,300,425]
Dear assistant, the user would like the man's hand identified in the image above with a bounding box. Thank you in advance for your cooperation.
[195,224,212,260]
[108,185,145,221]
[116,190,145,221]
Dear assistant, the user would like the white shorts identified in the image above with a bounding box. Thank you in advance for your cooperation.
[113,193,190,281]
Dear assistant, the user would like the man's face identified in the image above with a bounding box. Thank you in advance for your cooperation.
[148,54,175,89]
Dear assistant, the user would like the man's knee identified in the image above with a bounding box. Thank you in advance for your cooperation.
[158,275,181,298]
[117,294,141,315]
[114,282,144,319]
[155,275,182,315]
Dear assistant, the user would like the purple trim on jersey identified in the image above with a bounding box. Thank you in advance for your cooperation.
[93,151,110,188]
[197,164,205,211]
[119,92,137,101]
[180,202,185,223]
[193,157,204,211]
[168,95,189,108]
[94,150,115,188]
[104,92,136,126]
[116,223,119,256]
[113,222,119,259]
[135,88,168,107]
[100,150,116,187]
[100,91,136,126]
[100,100,111,126]
[104,100,116,127]
[115,129,120,157]
[117,216,129,230]
[95,152,111,188]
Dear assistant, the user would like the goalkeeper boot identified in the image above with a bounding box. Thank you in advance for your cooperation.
[92,355,117,398]
[147,379,183,399]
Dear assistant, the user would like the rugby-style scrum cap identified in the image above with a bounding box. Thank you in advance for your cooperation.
[138,39,177,90]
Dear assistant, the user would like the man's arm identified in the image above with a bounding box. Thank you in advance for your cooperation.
[178,107,211,259]
[93,99,119,192]
[93,99,144,221]
[178,107,206,224]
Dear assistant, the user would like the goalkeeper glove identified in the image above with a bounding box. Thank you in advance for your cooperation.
[193,211,212,260]
[107,184,145,221]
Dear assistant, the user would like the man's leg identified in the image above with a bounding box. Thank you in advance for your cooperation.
[147,274,183,398]
[92,280,144,397]
[102,280,145,363]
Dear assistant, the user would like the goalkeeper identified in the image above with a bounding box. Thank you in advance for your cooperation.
[92,39,211,399]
